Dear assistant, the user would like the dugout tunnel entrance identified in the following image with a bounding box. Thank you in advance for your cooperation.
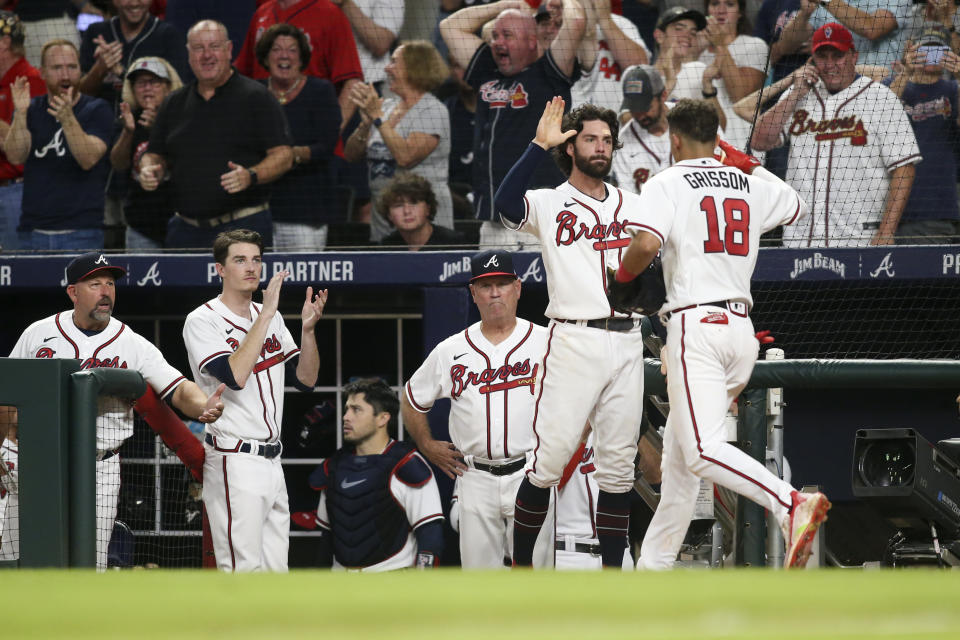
[636,351,960,568]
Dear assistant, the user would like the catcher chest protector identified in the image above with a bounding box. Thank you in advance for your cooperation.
[324,441,417,568]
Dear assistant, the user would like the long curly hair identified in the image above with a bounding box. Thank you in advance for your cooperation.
[551,103,622,177]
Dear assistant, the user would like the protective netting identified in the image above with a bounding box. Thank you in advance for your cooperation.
[751,278,960,359]
[116,411,203,569]
[0,405,18,563]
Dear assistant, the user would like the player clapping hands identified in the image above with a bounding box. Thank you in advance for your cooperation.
[300,286,328,332]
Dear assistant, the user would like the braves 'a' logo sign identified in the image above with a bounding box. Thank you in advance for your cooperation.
[449,359,537,399]
[555,211,632,251]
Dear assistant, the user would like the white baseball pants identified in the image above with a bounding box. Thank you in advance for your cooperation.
[638,307,793,570]
[203,445,289,572]
[528,322,645,494]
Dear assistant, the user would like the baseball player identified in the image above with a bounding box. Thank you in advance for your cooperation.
[8,252,225,569]
[0,420,17,561]
[554,431,633,570]
[403,249,555,568]
[311,379,444,571]
[183,229,326,572]
[492,97,647,568]
[751,22,920,247]
[616,98,830,569]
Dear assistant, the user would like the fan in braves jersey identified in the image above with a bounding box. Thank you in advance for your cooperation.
[616,98,831,569]
[402,249,555,569]
[535,0,650,114]
[310,379,444,571]
[492,97,647,568]
[612,64,672,194]
[440,0,584,248]
[8,252,225,569]
[751,23,920,247]
[183,229,326,572]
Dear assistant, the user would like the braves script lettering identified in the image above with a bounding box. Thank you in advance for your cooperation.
[555,211,631,250]
[449,359,535,399]
[260,334,282,359]
[80,356,129,369]
[788,110,867,145]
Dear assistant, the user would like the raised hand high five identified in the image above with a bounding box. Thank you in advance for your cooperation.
[533,96,577,150]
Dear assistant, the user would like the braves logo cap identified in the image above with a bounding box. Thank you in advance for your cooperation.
[812,22,854,53]
[470,250,518,282]
[621,64,665,114]
[66,252,127,285]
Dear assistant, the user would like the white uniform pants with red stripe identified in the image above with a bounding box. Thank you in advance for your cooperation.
[458,464,555,568]
[638,308,792,570]
[527,322,645,494]
[203,445,289,572]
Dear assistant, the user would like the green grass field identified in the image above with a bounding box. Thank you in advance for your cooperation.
[4,569,959,639]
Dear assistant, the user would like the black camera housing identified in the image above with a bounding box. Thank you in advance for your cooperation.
[852,428,960,538]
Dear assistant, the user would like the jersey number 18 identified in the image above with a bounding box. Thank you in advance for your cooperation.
[701,196,750,257]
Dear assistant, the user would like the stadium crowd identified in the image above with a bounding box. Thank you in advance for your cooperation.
[0,0,957,253]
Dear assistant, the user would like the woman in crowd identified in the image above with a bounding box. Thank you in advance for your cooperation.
[344,39,452,243]
[257,23,341,250]
[698,0,768,152]
[110,56,182,251]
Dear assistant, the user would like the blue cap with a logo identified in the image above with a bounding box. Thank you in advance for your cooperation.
[470,250,518,282]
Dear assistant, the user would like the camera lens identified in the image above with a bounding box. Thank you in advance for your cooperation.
[859,440,915,487]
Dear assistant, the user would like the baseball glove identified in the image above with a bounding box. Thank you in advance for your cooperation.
[606,257,667,316]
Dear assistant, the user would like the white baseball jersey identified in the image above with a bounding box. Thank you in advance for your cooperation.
[571,15,651,113]
[669,61,708,101]
[183,297,300,443]
[635,162,811,570]
[0,439,17,561]
[636,158,808,311]
[317,448,443,572]
[775,76,921,247]
[9,313,186,451]
[613,119,672,194]
[405,319,546,460]
[698,35,769,153]
[510,181,645,320]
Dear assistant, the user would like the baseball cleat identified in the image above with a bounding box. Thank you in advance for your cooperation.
[783,490,831,569]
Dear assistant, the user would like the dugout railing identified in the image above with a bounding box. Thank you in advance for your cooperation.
[639,356,960,567]
[0,360,145,568]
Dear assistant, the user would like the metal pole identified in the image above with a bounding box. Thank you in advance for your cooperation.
[765,347,785,569]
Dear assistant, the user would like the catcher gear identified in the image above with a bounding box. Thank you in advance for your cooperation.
[606,257,667,316]
[717,140,762,174]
